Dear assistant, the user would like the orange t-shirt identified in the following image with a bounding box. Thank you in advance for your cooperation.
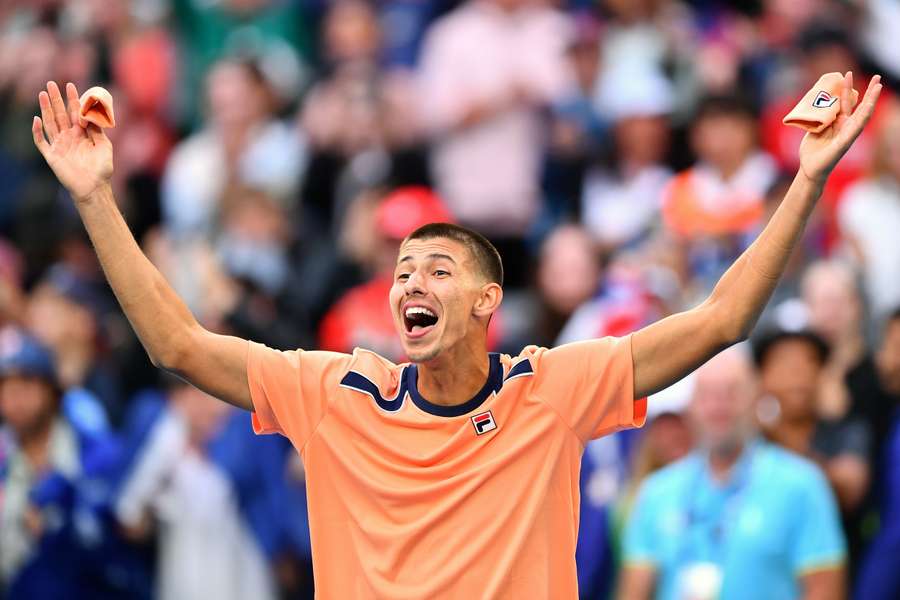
[249,336,647,598]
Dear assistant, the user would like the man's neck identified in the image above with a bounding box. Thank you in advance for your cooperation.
[416,341,491,407]
[707,439,746,482]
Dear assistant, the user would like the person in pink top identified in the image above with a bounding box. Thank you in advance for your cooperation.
[31,72,881,597]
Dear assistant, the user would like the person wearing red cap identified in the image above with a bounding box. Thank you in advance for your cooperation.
[319,187,454,362]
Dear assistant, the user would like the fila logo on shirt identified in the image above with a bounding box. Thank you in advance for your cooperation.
[812,90,838,108]
[471,411,497,435]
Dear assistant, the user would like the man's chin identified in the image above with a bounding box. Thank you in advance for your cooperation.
[405,344,441,364]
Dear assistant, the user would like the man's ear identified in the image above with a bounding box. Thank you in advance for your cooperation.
[473,282,503,319]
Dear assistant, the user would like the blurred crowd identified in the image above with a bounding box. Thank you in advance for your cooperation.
[1,0,900,598]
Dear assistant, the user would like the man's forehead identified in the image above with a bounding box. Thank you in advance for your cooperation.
[397,237,470,263]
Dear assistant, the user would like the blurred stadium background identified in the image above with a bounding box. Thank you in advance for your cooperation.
[1,0,899,598]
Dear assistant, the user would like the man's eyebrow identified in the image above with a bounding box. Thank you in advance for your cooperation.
[397,253,457,264]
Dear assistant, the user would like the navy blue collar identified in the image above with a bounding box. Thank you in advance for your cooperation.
[406,353,503,417]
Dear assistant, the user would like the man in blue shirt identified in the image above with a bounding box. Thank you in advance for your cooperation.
[620,347,846,600]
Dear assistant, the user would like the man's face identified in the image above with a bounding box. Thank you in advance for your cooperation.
[691,113,756,173]
[690,353,756,451]
[759,339,823,421]
[0,375,56,438]
[389,237,487,363]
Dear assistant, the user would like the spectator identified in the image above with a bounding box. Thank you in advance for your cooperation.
[26,264,123,425]
[501,223,600,351]
[418,0,575,243]
[173,0,309,125]
[0,327,133,598]
[619,347,846,600]
[161,58,305,239]
[855,308,900,599]
[662,94,777,290]
[801,260,868,421]
[300,0,427,231]
[582,66,674,252]
[754,327,872,571]
[838,99,900,321]
[115,381,289,600]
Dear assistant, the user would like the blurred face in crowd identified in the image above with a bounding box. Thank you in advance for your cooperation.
[13,26,59,102]
[538,225,599,316]
[390,237,500,363]
[615,115,670,168]
[324,0,381,64]
[802,262,862,344]
[206,61,270,131]
[691,112,757,177]
[690,349,757,454]
[759,339,823,423]
[647,413,693,467]
[877,317,900,396]
[26,284,96,356]
[0,375,57,440]
[804,44,856,85]
[170,384,230,444]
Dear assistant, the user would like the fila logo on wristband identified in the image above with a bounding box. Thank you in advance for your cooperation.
[471,411,497,435]
[813,91,838,108]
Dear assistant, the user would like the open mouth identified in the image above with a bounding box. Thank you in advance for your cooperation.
[403,306,438,336]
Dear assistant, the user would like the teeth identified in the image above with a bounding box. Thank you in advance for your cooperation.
[405,307,436,318]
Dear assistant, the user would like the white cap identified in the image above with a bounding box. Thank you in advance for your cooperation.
[594,66,674,121]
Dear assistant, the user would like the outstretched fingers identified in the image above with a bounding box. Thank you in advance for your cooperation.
[38,91,58,141]
[66,82,82,129]
[841,71,854,117]
[47,81,70,133]
[846,75,883,136]
[32,116,49,157]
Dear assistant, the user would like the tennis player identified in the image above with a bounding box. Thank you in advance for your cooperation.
[32,73,880,598]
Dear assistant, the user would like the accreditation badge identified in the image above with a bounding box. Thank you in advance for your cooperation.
[676,561,723,600]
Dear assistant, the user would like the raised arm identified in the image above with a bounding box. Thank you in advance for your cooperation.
[632,73,882,399]
[32,81,252,410]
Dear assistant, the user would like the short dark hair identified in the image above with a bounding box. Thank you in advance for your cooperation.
[694,93,757,123]
[405,223,504,286]
[752,329,830,369]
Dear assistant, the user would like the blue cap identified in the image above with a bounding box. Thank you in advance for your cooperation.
[0,327,57,384]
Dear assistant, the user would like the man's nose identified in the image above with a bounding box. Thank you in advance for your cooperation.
[404,271,426,295]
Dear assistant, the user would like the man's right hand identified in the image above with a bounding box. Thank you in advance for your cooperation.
[32,81,113,202]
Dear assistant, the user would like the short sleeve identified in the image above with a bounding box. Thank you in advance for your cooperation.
[247,342,352,448]
[623,483,661,567]
[789,466,847,574]
[532,335,646,442]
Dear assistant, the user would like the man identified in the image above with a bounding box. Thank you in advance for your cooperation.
[619,348,846,600]
[755,328,871,509]
[754,327,871,573]
[418,0,574,240]
[318,186,455,362]
[115,380,284,600]
[0,327,130,598]
[31,72,880,597]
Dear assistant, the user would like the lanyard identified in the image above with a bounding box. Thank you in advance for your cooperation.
[678,443,757,565]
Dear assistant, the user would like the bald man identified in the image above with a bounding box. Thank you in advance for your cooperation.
[619,348,846,600]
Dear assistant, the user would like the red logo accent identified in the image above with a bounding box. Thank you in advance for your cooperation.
[813,91,838,108]
[471,410,497,435]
